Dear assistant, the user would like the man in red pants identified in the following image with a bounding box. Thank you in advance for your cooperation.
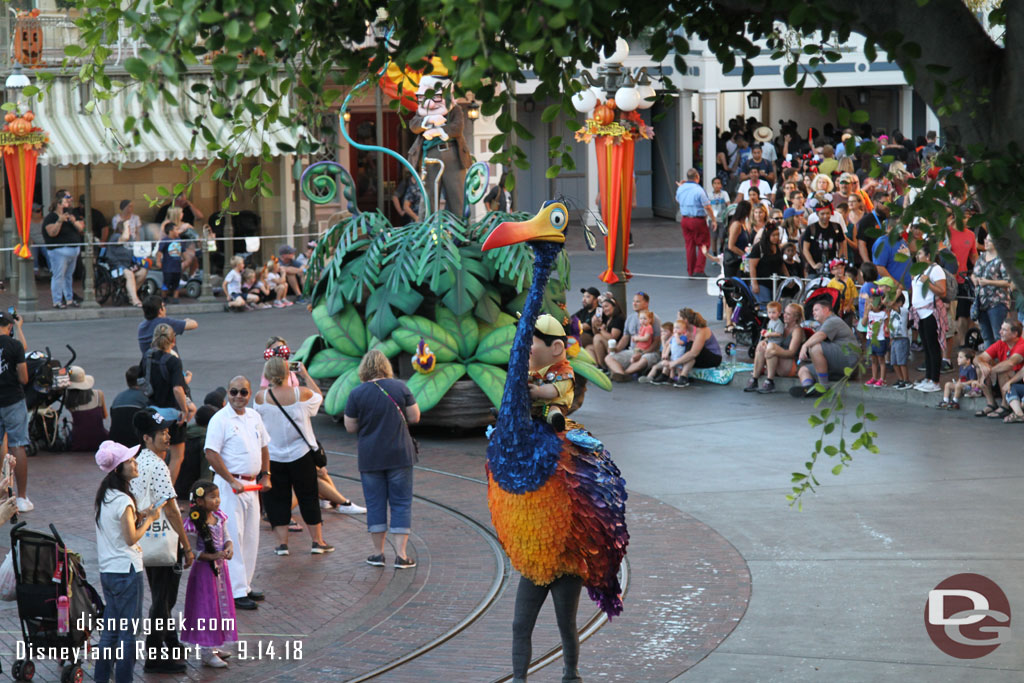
[675,169,715,277]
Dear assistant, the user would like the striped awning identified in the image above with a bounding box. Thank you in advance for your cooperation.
[31,76,301,166]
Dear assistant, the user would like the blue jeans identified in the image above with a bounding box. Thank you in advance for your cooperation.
[94,567,144,683]
[361,467,413,534]
[47,246,79,306]
[979,303,1008,349]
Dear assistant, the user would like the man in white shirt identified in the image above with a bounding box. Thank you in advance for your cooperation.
[205,376,271,610]
[737,168,775,204]
[131,409,194,674]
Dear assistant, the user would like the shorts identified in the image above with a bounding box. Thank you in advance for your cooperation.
[0,401,29,447]
[229,292,245,302]
[869,339,889,357]
[890,337,910,366]
[610,349,660,368]
[162,271,181,292]
[819,341,861,378]
[1005,383,1024,404]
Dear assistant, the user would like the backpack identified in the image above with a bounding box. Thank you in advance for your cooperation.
[934,248,958,305]
[136,349,170,400]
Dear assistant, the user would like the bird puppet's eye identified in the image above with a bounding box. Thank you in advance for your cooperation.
[550,207,567,231]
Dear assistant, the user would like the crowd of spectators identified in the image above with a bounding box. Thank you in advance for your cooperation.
[587,118,1024,416]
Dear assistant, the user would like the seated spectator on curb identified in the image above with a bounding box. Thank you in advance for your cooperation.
[974,320,1024,419]
[605,292,662,381]
[585,295,624,370]
[574,287,601,348]
[640,322,679,385]
[746,303,805,394]
[109,365,149,447]
[790,299,860,398]
[223,256,250,312]
[937,349,981,411]
[667,308,722,388]
[1002,369,1024,423]
[67,365,109,452]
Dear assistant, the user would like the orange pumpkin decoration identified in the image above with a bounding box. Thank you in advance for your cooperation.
[593,103,614,125]
[9,118,31,136]
[4,113,14,124]
[23,112,33,123]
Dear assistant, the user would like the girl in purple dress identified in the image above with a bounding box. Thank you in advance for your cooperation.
[181,480,238,668]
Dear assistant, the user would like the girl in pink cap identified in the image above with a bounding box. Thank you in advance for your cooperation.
[93,441,165,683]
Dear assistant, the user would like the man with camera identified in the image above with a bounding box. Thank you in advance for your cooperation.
[0,311,31,512]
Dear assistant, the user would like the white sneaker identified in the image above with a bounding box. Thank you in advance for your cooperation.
[202,651,228,668]
[332,502,367,515]
[921,381,941,393]
[15,497,33,512]
[320,499,332,509]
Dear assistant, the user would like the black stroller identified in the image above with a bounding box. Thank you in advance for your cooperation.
[23,345,76,456]
[10,522,104,682]
[719,276,766,358]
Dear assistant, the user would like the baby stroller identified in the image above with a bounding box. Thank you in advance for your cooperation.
[10,522,103,682]
[802,286,842,332]
[776,276,804,309]
[719,276,766,356]
[24,345,75,456]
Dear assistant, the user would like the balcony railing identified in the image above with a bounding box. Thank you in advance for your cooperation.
[2,9,141,70]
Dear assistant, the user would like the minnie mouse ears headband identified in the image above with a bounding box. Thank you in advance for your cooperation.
[263,345,291,361]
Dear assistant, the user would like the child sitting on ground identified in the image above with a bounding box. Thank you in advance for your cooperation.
[888,291,912,389]
[861,285,889,386]
[241,268,272,309]
[647,320,688,385]
[630,310,656,367]
[761,301,784,345]
[938,349,981,410]
[640,322,675,384]
[223,255,251,312]
[264,259,293,308]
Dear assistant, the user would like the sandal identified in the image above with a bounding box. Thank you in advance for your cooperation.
[288,520,303,532]
[975,404,998,417]
[988,407,1012,419]
[1003,413,1024,424]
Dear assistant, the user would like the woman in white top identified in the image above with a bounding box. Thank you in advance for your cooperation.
[254,357,333,555]
[910,248,948,392]
[93,440,162,683]
[109,199,148,307]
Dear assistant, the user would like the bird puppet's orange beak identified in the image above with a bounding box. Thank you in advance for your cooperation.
[481,202,568,251]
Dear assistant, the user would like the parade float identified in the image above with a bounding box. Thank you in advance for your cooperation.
[292,66,611,428]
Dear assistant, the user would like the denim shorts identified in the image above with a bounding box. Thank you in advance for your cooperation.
[360,467,413,534]
[869,339,889,357]
[890,337,909,366]
[0,401,29,448]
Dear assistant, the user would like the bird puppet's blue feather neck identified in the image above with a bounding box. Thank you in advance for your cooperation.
[486,242,564,493]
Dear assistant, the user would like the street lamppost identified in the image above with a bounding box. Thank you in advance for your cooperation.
[571,38,655,307]
[5,61,37,312]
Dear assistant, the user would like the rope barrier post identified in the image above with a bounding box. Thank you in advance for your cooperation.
[771,273,779,302]
[80,165,99,308]
[223,211,234,266]
[199,226,215,302]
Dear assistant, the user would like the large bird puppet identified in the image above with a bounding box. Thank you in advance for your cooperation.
[481,201,629,681]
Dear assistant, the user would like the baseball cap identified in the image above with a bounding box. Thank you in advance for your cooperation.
[875,276,897,289]
[0,312,14,327]
[782,208,804,219]
[133,408,170,438]
[580,286,601,298]
[278,244,296,256]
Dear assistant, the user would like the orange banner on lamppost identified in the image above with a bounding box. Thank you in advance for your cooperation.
[1,110,47,260]
[576,108,652,285]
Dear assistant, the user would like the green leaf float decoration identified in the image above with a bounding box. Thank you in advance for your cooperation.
[435,306,480,360]
[291,334,322,365]
[466,362,508,408]
[368,336,401,358]
[478,311,518,339]
[323,367,361,416]
[571,358,613,392]
[312,303,367,357]
[391,315,460,362]
[473,325,516,364]
[307,348,359,380]
[406,363,467,412]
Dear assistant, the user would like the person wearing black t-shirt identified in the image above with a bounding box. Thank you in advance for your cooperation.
[802,205,847,273]
[748,224,789,304]
[42,189,85,309]
[140,323,196,484]
[0,312,31,512]
[574,287,600,347]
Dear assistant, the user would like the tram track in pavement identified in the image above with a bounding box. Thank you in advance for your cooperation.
[325,452,629,682]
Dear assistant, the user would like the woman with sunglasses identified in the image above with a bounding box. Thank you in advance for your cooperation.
[42,189,85,309]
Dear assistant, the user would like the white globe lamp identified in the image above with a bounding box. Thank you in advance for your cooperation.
[614,86,641,112]
[571,88,598,113]
[636,83,656,109]
[602,38,629,64]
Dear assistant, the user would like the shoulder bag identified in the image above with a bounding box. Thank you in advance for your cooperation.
[136,489,178,567]
[372,381,420,457]
[268,387,327,468]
